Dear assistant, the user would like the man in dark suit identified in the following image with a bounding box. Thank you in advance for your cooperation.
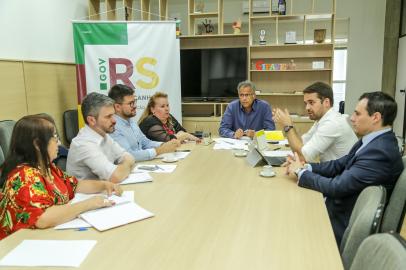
[286,91,403,245]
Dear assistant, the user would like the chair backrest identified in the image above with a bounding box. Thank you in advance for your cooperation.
[350,232,406,270]
[340,186,386,270]
[0,146,4,167]
[380,156,406,233]
[63,109,79,144]
[339,101,345,114]
[0,120,16,158]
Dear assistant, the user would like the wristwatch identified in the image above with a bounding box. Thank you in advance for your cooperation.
[294,164,310,177]
[283,125,294,133]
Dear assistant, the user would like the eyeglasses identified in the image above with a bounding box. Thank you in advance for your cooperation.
[120,100,136,107]
[239,93,254,98]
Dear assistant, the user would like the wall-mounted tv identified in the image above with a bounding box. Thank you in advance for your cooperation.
[180,47,247,101]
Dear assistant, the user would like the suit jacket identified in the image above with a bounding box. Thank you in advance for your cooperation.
[299,130,403,245]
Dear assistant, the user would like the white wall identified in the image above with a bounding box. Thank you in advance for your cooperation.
[340,0,386,114]
[394,36,406,136]
[0,0,88,62]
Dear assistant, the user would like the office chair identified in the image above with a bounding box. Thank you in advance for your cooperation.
[340,186,386,270]
[0,120,16,158]
[350,232,406,270]
[380,156,406,233]
[63,109,79,145]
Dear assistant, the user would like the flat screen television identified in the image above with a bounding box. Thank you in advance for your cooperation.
[180,47,247,101]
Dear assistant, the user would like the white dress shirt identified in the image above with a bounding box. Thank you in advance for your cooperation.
[301,108,358,162]
[67,125,127,180]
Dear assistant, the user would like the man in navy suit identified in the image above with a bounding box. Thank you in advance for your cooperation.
[286,91,403,245]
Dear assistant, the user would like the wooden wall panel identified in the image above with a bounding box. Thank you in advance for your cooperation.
[0,61,28,120]
[23,62,77,145]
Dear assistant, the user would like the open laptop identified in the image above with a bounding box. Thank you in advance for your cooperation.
[246,146,287,167]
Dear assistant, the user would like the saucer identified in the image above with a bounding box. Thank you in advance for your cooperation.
[234,151,247,157]
[162,157,178,163]
[259,171,276,177]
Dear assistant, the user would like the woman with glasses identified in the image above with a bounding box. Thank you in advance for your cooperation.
[0,115,122,240]
[138,92,200,142]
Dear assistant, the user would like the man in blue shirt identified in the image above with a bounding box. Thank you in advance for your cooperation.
[108,84,180,161]
[286,91,403,246]
[219,80,275,139]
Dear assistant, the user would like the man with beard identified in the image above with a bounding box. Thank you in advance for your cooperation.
[273,82,357,162]
[108,84,180,161]
[285,91,403,245]
[67,92,135,183]
[219,80,275,139]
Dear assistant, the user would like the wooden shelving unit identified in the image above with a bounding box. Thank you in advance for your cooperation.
[248,0,335,117]
[187,0,223,35]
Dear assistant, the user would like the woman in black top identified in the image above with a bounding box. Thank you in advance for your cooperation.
[138,92,199,142]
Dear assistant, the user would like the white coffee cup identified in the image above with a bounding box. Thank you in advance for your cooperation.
[262,165,273,175]
[163,153,177,162]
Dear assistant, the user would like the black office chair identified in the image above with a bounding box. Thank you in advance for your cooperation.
[339,101,345,114]
[63,109,79,145]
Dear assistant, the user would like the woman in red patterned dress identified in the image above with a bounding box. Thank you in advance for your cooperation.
[0,115,122,240]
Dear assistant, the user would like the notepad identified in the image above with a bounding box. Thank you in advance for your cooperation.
[79,202,154,231]
[121,172,153,185]
[0,240,96,267]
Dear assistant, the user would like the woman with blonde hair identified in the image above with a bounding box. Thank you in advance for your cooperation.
[139,92,199,142]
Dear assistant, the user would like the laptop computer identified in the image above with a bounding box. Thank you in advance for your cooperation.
[246,147,287,167]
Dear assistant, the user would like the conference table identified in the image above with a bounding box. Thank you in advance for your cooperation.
[0,143,343,270]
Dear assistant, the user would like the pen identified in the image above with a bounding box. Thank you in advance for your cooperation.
[176,150,191,152]
[273,147,281,151]
[76,227,88,231]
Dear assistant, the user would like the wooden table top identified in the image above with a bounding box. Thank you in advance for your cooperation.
[0,143,343,270]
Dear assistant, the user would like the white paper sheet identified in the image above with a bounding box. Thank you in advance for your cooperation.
[133,164,177,173]
[79,202,154,231]
[54,218,91,230]
[55,191,135,230]
[0,240,96,267]
[121,172,153,185]
[213,138,248,150]
[262,150,293,157]
[70,191,133,206]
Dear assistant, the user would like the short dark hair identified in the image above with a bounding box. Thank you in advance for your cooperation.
[303,82,334,106]
[359,91,397,126]
[108,84,135,103]
[81,92,114,124]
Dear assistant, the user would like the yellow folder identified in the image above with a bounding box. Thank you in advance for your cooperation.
[265,130,285,141]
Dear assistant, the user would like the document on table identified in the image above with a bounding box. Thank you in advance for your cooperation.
[133,164,177,173]
[70,191,134,205]
[262,150,293,157]
[55,191,134,230]
[79,201,154,231]
[0,240,96,267]
[213,138,249,150]
[121,172,153,185]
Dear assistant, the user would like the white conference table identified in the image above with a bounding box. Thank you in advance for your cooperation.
[0,143,343,270]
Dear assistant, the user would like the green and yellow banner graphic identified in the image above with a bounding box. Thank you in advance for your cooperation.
[72,21,181,122]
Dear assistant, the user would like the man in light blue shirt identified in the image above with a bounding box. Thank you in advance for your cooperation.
[108,84,179,161]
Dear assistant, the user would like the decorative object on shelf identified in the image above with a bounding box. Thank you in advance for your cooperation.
[285,31,296,44]
[232,19,241,34]
[271,0,279,15]
[259,29,266,45]
[195,1,205,13]
[255,60,264,70]
[314,29,326,43]
[288,59,297,70]
[202,19,214,34]
[278,0,286,15]
[312,61,325,69]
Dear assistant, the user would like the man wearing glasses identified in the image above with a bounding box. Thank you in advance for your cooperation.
[219,80,275,139]
[108,84,179,161]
